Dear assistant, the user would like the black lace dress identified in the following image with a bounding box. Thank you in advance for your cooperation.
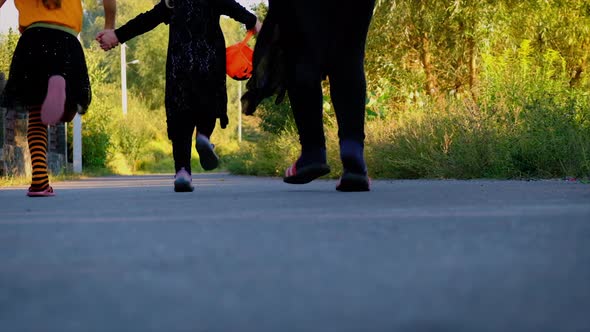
[115,0,256,139]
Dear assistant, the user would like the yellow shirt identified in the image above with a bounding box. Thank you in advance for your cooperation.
[15,0,83,33]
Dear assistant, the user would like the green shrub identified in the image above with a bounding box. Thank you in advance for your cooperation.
[75,84,119,169]
[225,129,299,176]
[112,108,158,171]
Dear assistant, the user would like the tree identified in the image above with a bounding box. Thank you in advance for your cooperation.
[368,0,492,98]
[487,0,590,87]
[366,0,589,102]
[0,29,19,75]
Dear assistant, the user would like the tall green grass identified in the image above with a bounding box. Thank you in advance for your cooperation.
[34,41,589,180]
[225,43,590,180]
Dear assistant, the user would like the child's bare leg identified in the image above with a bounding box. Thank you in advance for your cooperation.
[41,75,66,125]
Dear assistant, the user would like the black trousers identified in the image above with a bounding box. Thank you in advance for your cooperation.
[170,108,217,174]
[273,0,376,151]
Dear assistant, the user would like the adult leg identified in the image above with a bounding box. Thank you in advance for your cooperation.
[282,54,332,184]
[327,1,375,190]
[280,1,330,183]
[282,0,326,162]
[329,53,368,174]
[287,58,326,161]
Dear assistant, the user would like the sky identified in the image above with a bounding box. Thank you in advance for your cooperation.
[0,0,266,33]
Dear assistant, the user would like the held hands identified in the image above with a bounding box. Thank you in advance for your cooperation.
[96,18,262,51]
[95,29,119,51]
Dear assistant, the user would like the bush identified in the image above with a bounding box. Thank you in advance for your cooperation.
[112,108,159,172]
[224,129,299,176]
[74,84,119,169]
[71,80,170,174]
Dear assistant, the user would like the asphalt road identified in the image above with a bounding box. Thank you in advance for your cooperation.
[1,173,589,332]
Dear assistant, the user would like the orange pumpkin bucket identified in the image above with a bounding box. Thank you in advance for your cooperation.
[226,30,255,81]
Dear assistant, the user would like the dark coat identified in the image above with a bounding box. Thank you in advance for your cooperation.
[115,0,256,132]
[242,0,375,116]
[241,8,286,116]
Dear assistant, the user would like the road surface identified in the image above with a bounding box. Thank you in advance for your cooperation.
[1,173,589,332]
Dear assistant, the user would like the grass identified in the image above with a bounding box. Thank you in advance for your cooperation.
[224,93,590,181]
[3,91,588,183]
[6,59,588,182]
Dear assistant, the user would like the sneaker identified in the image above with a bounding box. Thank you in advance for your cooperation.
[195,134,219,171]
[174,167,194,192]
[27,186,56,197]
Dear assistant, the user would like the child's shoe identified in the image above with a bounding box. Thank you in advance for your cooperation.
[174,167,194,192]
[195,134,219,171]
[27,186,55,197]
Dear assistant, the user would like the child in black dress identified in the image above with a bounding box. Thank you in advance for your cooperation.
[97,0,261,192]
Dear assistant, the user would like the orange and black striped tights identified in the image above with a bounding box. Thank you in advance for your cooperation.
[27,106,50,191]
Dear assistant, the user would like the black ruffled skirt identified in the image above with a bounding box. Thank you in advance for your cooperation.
[1,27,91,116]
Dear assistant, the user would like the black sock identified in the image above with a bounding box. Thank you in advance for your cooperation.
[340,139,367,174]
[296,146,327,168]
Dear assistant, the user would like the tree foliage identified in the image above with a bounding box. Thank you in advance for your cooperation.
[0,29,19,76]
[366,0,590,100]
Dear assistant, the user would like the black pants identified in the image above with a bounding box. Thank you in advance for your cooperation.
[170,108,217,174]
[274,0,375,151]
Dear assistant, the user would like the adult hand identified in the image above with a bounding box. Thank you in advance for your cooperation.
[96,29,119,51]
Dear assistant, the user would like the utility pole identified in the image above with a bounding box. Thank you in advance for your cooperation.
[121,43,128,116]
[238,81,242,143]
[73,35,83,173]
[120,43,140,116]
[73,114,82,173]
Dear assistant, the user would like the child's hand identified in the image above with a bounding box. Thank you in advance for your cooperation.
[252,19,263,34]
[96,29,119,51]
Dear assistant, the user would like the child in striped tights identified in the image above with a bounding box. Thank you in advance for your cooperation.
[0,0,116,196]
